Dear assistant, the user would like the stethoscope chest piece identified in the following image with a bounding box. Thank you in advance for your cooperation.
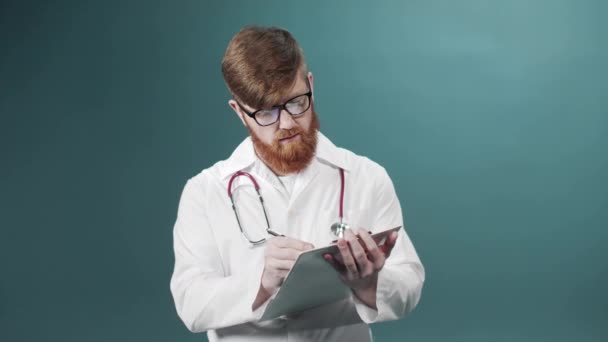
[331,222,350,239]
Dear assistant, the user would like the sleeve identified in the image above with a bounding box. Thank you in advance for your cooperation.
[169,178,272,332]
[353,167,426,323]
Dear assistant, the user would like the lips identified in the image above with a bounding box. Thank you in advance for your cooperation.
[279,133,300,142]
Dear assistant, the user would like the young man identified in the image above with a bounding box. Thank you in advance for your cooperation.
[170,26,424,341]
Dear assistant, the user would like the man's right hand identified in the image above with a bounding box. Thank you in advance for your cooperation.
[252,236,314,310]
[262,236,314,293]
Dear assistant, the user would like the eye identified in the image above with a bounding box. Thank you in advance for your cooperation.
[254,108,280,125]
[288,96,306,106]
[257,109,274,118]
[285,94,309,114]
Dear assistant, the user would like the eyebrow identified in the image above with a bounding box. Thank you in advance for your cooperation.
[279,86,309,103]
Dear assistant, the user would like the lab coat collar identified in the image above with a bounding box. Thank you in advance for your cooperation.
[219,131,350,180]
[315,131,351,172]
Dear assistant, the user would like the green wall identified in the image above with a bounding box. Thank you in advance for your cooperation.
[1,0,606,341]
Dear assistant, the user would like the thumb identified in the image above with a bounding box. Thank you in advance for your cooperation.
[380,231,398,257]
[323,253,345,272]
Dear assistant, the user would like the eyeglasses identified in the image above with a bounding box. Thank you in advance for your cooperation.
[235,81,312,127]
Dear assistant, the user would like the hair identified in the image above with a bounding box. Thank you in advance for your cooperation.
[221,25,308,109]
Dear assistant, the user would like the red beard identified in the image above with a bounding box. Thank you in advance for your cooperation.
[248,111,320,175]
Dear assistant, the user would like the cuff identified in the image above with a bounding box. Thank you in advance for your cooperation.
[353,268,390,323]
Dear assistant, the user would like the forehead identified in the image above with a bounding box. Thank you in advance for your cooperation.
[240,74,308,111]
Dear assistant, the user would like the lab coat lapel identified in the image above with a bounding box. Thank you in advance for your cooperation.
[252,159,289,200]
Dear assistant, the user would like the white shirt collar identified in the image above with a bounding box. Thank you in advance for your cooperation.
[218,131,351,180]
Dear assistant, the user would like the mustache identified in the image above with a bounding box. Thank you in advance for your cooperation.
[275,128,302,141]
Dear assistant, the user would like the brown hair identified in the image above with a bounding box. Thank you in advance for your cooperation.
[221,25,307,109]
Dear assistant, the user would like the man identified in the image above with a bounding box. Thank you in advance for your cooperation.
[170,26,424,341]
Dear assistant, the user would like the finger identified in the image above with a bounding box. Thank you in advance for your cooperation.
[346,229,373,277]
[266,247,301,261]
[266,258,295,271]
[337,238,359,280]
[333,251,344,265]
[269,269,289,283]
[380,231,399,258]
[323,253,345,273]
[271,236,314,251]
[357,229,385,270]
[268,268,289,278]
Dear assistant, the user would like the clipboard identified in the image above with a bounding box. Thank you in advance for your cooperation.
[260,226,402,321]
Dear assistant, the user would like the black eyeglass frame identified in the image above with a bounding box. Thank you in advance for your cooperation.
[234,79,313,127]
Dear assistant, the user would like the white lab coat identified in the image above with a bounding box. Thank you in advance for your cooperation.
[170,132,425,341]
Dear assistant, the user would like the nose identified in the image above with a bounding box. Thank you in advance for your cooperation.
[278,109,297,130]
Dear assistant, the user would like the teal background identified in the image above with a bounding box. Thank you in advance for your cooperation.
[1,0,607,341]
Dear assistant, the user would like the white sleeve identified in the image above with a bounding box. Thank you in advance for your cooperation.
[169,178,271,332]
[353,167,426,323]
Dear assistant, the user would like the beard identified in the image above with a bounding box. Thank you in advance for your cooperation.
[248,110,321,175]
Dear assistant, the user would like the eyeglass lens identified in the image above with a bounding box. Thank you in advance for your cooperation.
[255,94,310,126]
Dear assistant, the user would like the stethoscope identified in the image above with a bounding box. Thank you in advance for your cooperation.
[227,168,350,245]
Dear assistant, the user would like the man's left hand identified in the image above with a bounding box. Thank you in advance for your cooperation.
[323,228,398,309]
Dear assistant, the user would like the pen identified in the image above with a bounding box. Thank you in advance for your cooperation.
[267,229,284,237]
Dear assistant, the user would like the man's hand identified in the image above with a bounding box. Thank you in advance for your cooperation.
[252,236,314,310]
[323,229,398,309]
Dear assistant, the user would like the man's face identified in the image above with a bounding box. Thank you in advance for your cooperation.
[231,72,320,175]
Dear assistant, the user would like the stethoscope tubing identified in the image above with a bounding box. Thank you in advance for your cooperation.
[228,168,346,244]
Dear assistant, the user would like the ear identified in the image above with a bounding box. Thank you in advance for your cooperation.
[307,71,314,100]
[228,99,247,127]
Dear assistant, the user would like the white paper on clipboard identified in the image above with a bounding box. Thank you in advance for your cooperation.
[260,226,402,321]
